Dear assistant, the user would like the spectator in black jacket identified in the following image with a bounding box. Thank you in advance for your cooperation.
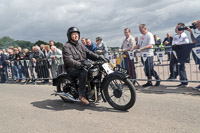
[7,49,16,80]
[0,50,7,83]
[13,48,25,82]
[22,49,31,83]
[32,46,45,82]
[163,33,173,60]
[3,49,9,82]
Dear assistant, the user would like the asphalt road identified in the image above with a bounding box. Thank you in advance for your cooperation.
[0,83,200,133]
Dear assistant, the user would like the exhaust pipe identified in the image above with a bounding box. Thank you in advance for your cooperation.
[53,92,80,102]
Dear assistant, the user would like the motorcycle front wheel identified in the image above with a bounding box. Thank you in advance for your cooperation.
[103,74,136,111]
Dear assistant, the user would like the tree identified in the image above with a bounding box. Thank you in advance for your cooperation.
[15,40,34,50]
[0,36,15,49]
[0,37,64,51]
[35,40,47,46]
[54,42,64,49]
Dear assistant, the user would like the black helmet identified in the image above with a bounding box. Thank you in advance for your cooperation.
[67,27,80,41]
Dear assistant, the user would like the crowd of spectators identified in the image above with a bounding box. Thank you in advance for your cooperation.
[0,41,63,84]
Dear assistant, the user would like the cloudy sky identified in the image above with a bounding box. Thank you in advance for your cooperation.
[0,0,200,47]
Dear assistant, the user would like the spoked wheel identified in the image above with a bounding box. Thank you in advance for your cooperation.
[57,77,78,102]
[103,75,136,111]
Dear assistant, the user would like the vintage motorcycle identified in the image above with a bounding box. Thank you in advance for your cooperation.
[52,59,136,111]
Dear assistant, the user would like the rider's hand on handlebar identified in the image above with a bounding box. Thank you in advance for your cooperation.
[98,55,107,62]
[76,61,92,69]
[81,61,92,68]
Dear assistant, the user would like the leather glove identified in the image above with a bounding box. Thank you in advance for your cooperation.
[81,61,92,69]
[98,55,107,62]
[76,63,84,70]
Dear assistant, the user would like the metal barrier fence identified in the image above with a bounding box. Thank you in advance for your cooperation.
[108,44,200,83]
[1,57,64,84]
[1,44,200,84]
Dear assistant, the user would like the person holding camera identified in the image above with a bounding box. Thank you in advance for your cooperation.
[186,20,200,91]
[168,22,190,87]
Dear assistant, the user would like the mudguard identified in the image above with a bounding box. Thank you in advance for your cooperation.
[52,73,67,86]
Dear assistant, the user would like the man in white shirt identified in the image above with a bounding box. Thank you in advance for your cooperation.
[118,28,137,82]
[132,24,160,87]
[168,23,189,87]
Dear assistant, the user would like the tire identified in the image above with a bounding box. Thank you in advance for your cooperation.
[103,74,136,111]
[56,76,75,102]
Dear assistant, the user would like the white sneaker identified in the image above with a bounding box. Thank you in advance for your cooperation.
[177,84,189,87]
[193,85,200,90]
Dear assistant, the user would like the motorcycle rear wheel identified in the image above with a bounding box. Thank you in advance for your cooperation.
[57,76,77,102]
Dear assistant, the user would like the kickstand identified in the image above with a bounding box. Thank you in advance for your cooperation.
[135,80,140,86]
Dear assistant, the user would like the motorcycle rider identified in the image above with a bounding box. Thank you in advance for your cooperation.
[62,27,104,104]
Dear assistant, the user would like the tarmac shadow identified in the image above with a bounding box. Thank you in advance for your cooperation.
[30,99,126,113]
[135,85,200,96]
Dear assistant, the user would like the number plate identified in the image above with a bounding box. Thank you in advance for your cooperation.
[102,63,114,74]
[114,67,128,74]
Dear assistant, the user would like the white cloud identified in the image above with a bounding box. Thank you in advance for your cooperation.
[0,0,200,47]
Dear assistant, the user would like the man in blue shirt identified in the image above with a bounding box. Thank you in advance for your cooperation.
[86,38,96,53]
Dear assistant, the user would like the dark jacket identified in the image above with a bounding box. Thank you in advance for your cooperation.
[7,54,15,67]
[163,36,173,46]
[22,53,31,67]
[13,53,20,66]
[0,53,7,66]
[8,54,15,61]
[172,43,195,64]
[33,51,45,66]
[62,42,99,72]
[155,38,162,47]
[86,42,96,53]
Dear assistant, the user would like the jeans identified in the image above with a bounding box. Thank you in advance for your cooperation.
[13,65,19,80]
[0,67,6,82]
[169,53,188,85]
[23,65,30,79]
[141,56,159,80]
[13,65,24,80]
[178,63,188,85]
[4,66,8,81]
[68,69,88,97]
[11,65,16,80]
